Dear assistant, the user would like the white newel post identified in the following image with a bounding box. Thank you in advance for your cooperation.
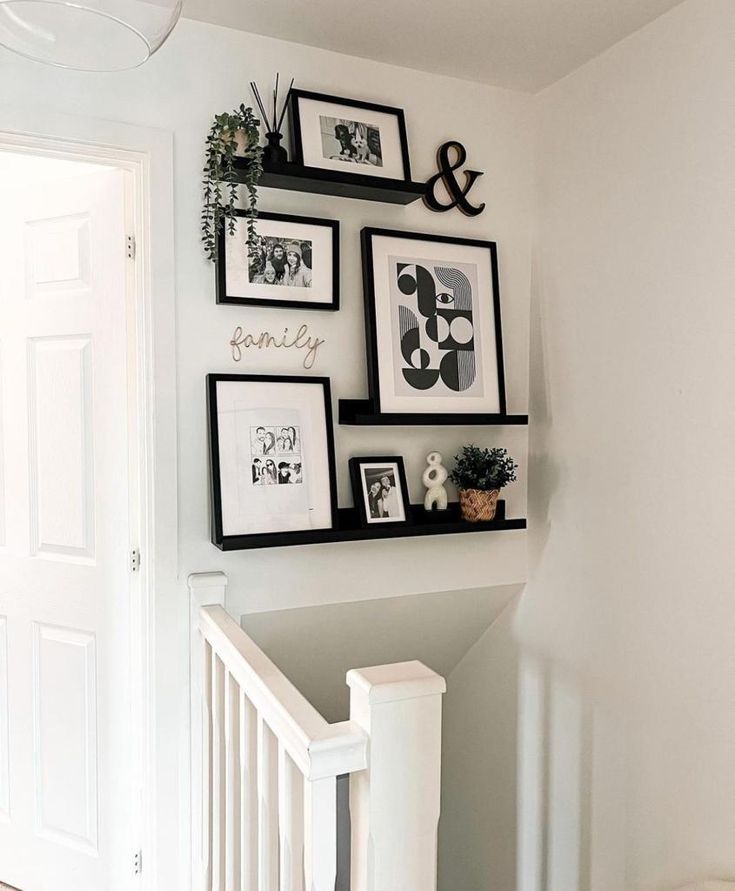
[189,572,229,891]
[347,661,447,891]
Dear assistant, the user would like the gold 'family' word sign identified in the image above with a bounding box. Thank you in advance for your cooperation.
[230,324,325,370]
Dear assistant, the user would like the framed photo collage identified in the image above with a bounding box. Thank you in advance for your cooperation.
[210,89,507,548]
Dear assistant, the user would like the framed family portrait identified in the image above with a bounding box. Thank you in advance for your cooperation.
[361,227,507,416]
[207,374,338,546]
[288,89,412,181]
[349,456,411,527]
[217,210,339,310]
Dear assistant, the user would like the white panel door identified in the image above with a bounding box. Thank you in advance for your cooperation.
[0,164,134,891]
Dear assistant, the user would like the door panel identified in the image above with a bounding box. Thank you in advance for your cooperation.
[33,623,98,853]
[28,335,95,560]
[0,160,133,891]
[25,212,92,300]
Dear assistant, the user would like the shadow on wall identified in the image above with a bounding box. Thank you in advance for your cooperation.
[527,243,560,570]
[439,594,628,891]
[439,598,521,891]
[515,646,627,891]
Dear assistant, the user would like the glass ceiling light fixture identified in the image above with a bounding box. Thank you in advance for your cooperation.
[0,0,183,71]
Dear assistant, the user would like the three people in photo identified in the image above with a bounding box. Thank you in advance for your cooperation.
[277,426,298,453]
[249,237,313,288]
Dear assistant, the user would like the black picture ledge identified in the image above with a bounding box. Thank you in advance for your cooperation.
[338,399,529,427]
[214,500,526,551]
[232,157,426,205]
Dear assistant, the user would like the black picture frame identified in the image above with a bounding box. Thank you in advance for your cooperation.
[360,227,507,417]
[207,373,338,549]
[348,455,412,528]
[216,210,340,311]
[288,89,412,182]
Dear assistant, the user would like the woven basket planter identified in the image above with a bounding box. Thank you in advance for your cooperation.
[458,488,500,522]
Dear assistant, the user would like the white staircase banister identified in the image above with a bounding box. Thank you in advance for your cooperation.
[198,604,367,780]
[190,571,447,891]
[348,660,447,891]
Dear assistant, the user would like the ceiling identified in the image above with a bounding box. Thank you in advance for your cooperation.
[183,0,683,92]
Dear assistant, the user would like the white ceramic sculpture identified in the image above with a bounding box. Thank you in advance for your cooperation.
[423,451,449,511]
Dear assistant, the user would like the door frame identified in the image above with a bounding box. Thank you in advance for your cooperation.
[0,108,177,891]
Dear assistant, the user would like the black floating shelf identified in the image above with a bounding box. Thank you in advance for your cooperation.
[233,158,426,205]
[338,399,529,427]
[216,500,526,551]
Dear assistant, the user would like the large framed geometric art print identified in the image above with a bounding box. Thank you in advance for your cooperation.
[361,228,506,415]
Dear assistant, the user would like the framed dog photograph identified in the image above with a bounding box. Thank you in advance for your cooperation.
[208,374,338,547]
[361,227,507,416]
[349,456,411,527]
[217,210,339,310]
[288,89,412,182]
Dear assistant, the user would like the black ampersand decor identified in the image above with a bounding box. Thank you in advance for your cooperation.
[424,141,486,216]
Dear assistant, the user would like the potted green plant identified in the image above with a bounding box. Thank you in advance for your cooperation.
[449,445,518,522]
[202,104,263,261]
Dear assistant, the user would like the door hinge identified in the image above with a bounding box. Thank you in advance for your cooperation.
[133,849,143,876]
[126,234,136,260]
[130,548,141,572]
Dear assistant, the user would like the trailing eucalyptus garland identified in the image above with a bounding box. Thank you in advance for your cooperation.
[201,104,263,262]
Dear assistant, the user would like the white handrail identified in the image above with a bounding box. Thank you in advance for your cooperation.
[199,606,367,780]
[190,571,446,891]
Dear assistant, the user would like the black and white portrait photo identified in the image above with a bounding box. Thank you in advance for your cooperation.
[288,90,411,182]
[218,211,339,311]
[248,234,313,288]
[278,461,303,484]
[276,425,300,453]
[250,425,303,488]
[319,115,383,166]
[349,457,411,527]
[364,467,400,518]
[361,229,507,416]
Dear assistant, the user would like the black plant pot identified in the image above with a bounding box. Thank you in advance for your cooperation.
[263,131,288,165]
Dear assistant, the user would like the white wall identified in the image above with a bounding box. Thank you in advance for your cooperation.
[0,21,534,888]
[0,19,534,614]
[525,1,735,888]
[439,596,521,891]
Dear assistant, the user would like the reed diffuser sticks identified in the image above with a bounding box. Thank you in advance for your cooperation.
[250,74,294,136]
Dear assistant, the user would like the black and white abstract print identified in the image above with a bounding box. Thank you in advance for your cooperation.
[250,425,303,486]
[320,115,383,166]
[390,257,484,397]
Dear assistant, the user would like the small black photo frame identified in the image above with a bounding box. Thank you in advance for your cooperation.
[349,456,411,528]
[289,89,412,182]
[216,210,339,311]
[208,374,338,549]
